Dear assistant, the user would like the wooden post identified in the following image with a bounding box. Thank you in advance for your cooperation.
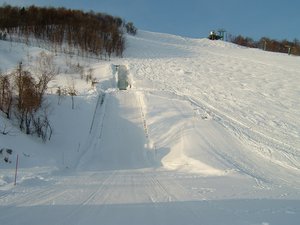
[14,154,19,186]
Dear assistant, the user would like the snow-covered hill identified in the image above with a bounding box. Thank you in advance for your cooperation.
[0,30,299,225]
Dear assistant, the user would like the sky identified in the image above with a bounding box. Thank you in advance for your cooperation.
[0,0,299,40]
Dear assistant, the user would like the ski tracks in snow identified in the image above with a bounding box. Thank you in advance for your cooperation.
[129,55,300,188]
[59,172,116,225]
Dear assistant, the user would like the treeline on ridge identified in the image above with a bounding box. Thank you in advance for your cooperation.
[230,35,300,56]
[0,4,137,57]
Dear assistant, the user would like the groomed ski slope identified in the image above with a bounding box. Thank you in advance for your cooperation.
[77,90,156,171]
[0,31,300,225]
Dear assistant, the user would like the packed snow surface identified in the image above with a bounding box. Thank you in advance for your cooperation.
[0,30,300,225]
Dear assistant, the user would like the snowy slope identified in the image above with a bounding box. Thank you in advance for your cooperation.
[77,90,156,171]
[0,30,300,225]
[124,31,300,181]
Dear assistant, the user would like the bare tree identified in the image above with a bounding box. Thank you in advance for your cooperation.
[0,72,13,119]
[34,51,58,104]
[32,107,53,142]
[125,22,137,35]
[85,67,94,83]
[67,79,77,109]
[1,60,54,140]
[14,63,40,133]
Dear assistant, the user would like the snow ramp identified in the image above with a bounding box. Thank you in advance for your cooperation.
[77,90,156,171]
